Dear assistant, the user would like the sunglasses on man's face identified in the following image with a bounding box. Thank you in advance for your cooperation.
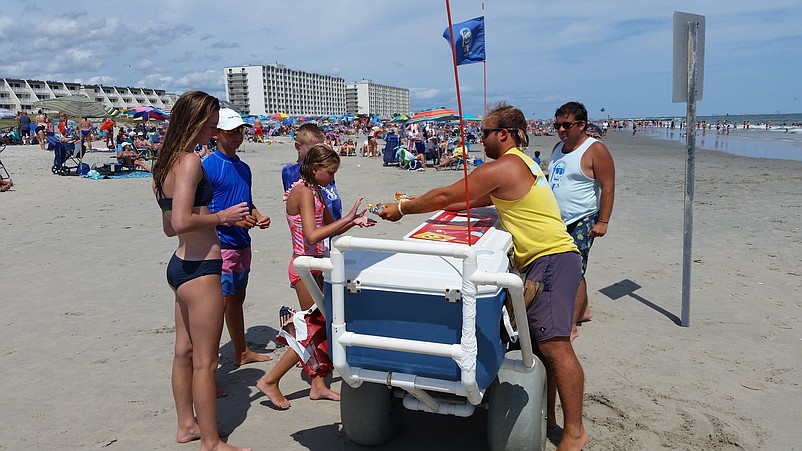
[552,121,583,131]
[481,127,517,138]
[220,126,247,135]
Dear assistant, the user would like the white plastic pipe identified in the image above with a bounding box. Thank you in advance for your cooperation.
[403,394,476,417]
[333,235,473,259]
[340,332,461,358]
[470,271,536,372]
[353,368,467,396]
[292,256,333,316]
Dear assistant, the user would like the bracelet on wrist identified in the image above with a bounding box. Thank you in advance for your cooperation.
[597,219,608,224]
[397,202,405,217]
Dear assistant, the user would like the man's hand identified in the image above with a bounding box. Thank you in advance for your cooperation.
[378,203,403,222]
[589,221,608,238]
[255,214,271,229]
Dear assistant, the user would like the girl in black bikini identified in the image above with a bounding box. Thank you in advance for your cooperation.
[151,91,250,451]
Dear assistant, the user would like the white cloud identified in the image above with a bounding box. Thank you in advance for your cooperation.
[410,88,440,100]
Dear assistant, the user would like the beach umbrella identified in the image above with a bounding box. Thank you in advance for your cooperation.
[282,117,296,126]
[34,95,108,118]
[127,106,169,121]
[103,105,123,118]
[408,106,458,123]
[340,114,355,122]
[297,116,308,122]
[392,114,409,122]
[444,113,481,122]
[271,112,289,120]
[327,115,338,122]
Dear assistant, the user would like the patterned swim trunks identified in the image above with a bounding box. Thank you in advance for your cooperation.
[566,213,597,276]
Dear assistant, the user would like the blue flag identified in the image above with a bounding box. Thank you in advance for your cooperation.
[443,16,486,66]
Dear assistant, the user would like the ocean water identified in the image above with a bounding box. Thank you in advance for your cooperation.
[638,113,802,162]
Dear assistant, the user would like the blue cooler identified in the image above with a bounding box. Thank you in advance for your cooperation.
[324,224,512,390]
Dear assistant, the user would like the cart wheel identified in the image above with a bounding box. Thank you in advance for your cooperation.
[340,382,402,446]
[487,350,547,451]
[51,166,58,174]
[60,167,70,176]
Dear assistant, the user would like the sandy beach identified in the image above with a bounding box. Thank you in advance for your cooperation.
[1,130,800,450]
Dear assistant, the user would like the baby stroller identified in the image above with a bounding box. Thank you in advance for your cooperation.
[382,135,400,167]
[50,135,86,176]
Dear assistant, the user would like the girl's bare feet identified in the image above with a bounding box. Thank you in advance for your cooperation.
[202,441,251,451]
[176,425,201,444]
[256,377,290,410]
[177,423,230,443]
[310,378,340,401]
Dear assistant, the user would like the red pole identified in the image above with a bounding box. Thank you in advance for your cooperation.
[483,59,487,164]
[445,0,473,244]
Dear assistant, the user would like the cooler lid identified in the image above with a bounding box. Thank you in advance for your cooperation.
[329,243,511,297]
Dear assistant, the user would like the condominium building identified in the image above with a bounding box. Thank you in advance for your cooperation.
[346,80,410,117]
[0,77,178,112]
[224,65,410,117]
[225,64,346,116]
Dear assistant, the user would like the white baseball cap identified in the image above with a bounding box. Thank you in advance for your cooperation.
[217,108,251,131]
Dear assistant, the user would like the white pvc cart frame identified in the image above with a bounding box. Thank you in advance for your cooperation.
[293,235,537,416]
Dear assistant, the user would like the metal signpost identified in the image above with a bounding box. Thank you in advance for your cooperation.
[672,12,705,327]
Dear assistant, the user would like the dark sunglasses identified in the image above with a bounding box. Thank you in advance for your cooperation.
[481,127,516,138]
[220,125,247,135]
[552,121,583,131]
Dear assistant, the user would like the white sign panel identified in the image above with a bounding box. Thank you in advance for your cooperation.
[672,12,705,103]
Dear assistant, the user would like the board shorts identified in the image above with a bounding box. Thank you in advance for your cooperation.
[221,247,251,296]
[166,253,223,290]
[522,251,582,341]
[81,129,90,136]
[566,212,598,276]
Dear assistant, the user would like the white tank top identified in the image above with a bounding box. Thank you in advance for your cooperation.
[547,137,600,224]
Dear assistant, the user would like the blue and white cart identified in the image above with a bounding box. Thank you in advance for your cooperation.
[293,212,547,450]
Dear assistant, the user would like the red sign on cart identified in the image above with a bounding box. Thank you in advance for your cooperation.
[405,207,498,245]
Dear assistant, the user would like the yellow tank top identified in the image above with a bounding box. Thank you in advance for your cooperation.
[490,148,578,268]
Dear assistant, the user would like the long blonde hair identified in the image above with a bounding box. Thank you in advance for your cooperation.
[152,91,219,194]
[300,143,340,188]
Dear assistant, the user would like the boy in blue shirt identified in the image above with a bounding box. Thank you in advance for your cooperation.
[202,108,272,366]
[281,123,342,219]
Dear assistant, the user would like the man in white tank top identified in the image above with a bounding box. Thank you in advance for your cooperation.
[548,101,616,344]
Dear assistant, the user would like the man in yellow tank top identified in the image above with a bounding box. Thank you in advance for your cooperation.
[379,103,588,450]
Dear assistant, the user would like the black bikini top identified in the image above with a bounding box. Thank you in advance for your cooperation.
[157,168,214,212]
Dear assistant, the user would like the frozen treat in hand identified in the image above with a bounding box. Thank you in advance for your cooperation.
[367,203,384,215]
[395,192,410,203]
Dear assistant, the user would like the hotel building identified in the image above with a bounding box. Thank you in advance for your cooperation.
[346,79,410,117]
[224,64,409,117]
[0,78,178,112]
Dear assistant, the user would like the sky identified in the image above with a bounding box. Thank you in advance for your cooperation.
[1,1,800,120]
